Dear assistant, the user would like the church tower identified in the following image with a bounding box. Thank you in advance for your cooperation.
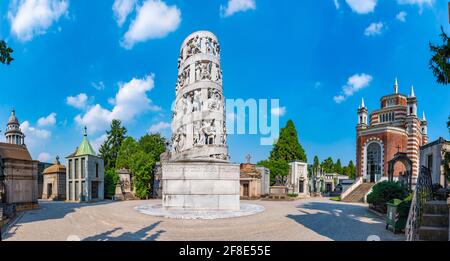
[5,110,25,146]
[357,98,368,129]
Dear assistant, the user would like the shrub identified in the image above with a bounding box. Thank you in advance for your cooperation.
[396,193,412,231]
[104,168,119,199]
[287,193,298,198]
[367,181,409,213]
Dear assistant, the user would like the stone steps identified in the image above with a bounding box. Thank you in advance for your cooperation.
[423,201,449,215]
[341,183,374,203]
[418,201,449,241]
[418,226,449,241]
[422,214,449,227]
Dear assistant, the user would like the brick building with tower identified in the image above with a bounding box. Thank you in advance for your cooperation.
[356,79,428,184]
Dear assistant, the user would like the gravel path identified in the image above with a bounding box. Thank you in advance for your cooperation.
[3,198,405,241]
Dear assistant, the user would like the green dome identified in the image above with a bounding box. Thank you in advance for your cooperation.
[76,128,97,156]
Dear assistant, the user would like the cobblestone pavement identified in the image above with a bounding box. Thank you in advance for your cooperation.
[3,198,405,241]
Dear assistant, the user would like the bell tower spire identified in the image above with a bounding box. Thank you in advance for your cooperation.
[394,77,398,94]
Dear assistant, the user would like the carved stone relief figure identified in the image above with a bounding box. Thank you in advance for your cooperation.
[172,126,186,153]
[201,120,216,145]
[200,62,212,80]
[206,88,222,111]
[193,121,201,146]
[192,90,202,112]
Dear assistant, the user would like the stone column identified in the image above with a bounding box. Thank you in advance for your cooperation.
[171,31,228,162]
[162,31,240,211]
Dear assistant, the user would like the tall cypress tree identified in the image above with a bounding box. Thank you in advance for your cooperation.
[313,155,320,172]
[99,120,127,198]
[269,120,307,162]
[334,159,342,174]
[347,160,356,179]
[99,120,127,171]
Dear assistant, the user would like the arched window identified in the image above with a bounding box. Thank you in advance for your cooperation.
[366,142,382,182]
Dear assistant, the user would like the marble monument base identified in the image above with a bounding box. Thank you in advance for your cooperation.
[162,161,240,211]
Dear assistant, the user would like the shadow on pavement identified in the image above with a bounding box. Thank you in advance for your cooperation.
[82,221,165,241]
[287,201,404,241]
[15,200,116,224]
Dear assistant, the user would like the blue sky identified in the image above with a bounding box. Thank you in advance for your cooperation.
[0,0,449,165]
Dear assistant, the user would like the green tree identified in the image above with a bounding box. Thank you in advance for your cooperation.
[130,150,155,199]
[99,120,127,171]
[334,159,342,174]
[104,169,119,198]
[138,134,167,161]
[0,40,13,65]
[313,155,320,172]
[320,157,334,173]
[347,160,356,179]
[114,133,167,199]
[116,137,139,170]
[99,120,127,198]
[257,160,289,185]
[430,27,450,85]
[269,120,307,162]
[429,27,450,135]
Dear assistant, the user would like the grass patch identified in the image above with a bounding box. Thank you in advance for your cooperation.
[329,196,341,201]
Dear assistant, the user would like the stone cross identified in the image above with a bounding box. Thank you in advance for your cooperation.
[245,154,252,164]
[397,145,401,153]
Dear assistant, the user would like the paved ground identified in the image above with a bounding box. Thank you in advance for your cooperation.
[3,198,405,241]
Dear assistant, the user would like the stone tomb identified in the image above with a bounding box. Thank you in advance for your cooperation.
[162,161,240,210]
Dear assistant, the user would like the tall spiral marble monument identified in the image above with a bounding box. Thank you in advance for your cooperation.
[162,31,240,211]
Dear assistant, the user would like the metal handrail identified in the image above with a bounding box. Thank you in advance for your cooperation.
[405,166,433,241]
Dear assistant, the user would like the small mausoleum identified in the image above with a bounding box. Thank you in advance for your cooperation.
[66,128,104,202]
[42,156,66,200]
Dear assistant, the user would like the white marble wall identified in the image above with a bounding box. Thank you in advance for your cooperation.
[162,162,240,210]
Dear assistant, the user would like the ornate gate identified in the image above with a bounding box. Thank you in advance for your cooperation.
[387,152,413,191]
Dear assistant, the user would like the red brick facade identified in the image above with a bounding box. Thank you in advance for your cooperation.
[356,81,428,182]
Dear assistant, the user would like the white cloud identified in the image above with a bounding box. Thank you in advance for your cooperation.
[149,121,171,133]
[271,106,286,117]
[113,0,137,27]
[333,73,373,104]
[345,0,376,14]
[396,11,407,22]
[314,81,321,89]
[67,93,88,109]
[8,0,69,41]
[396,0,433,7]
[122,0,181,49]
[37,112,57,127]
[91,81,105,90]
[364,22,384,36]
[91,134,107,153]
[21,120,51,139]
[38,152,52,162]
[221,0,256,17]
[75,74,161,133]
[334,0,340,9]
[333,95,346,104]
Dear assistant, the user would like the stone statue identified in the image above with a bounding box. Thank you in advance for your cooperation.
[192,90,202,112]
[275,175,282,186]
[283,176,289,186]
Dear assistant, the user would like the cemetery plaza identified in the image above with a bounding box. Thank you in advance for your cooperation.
[2,198,404,241]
